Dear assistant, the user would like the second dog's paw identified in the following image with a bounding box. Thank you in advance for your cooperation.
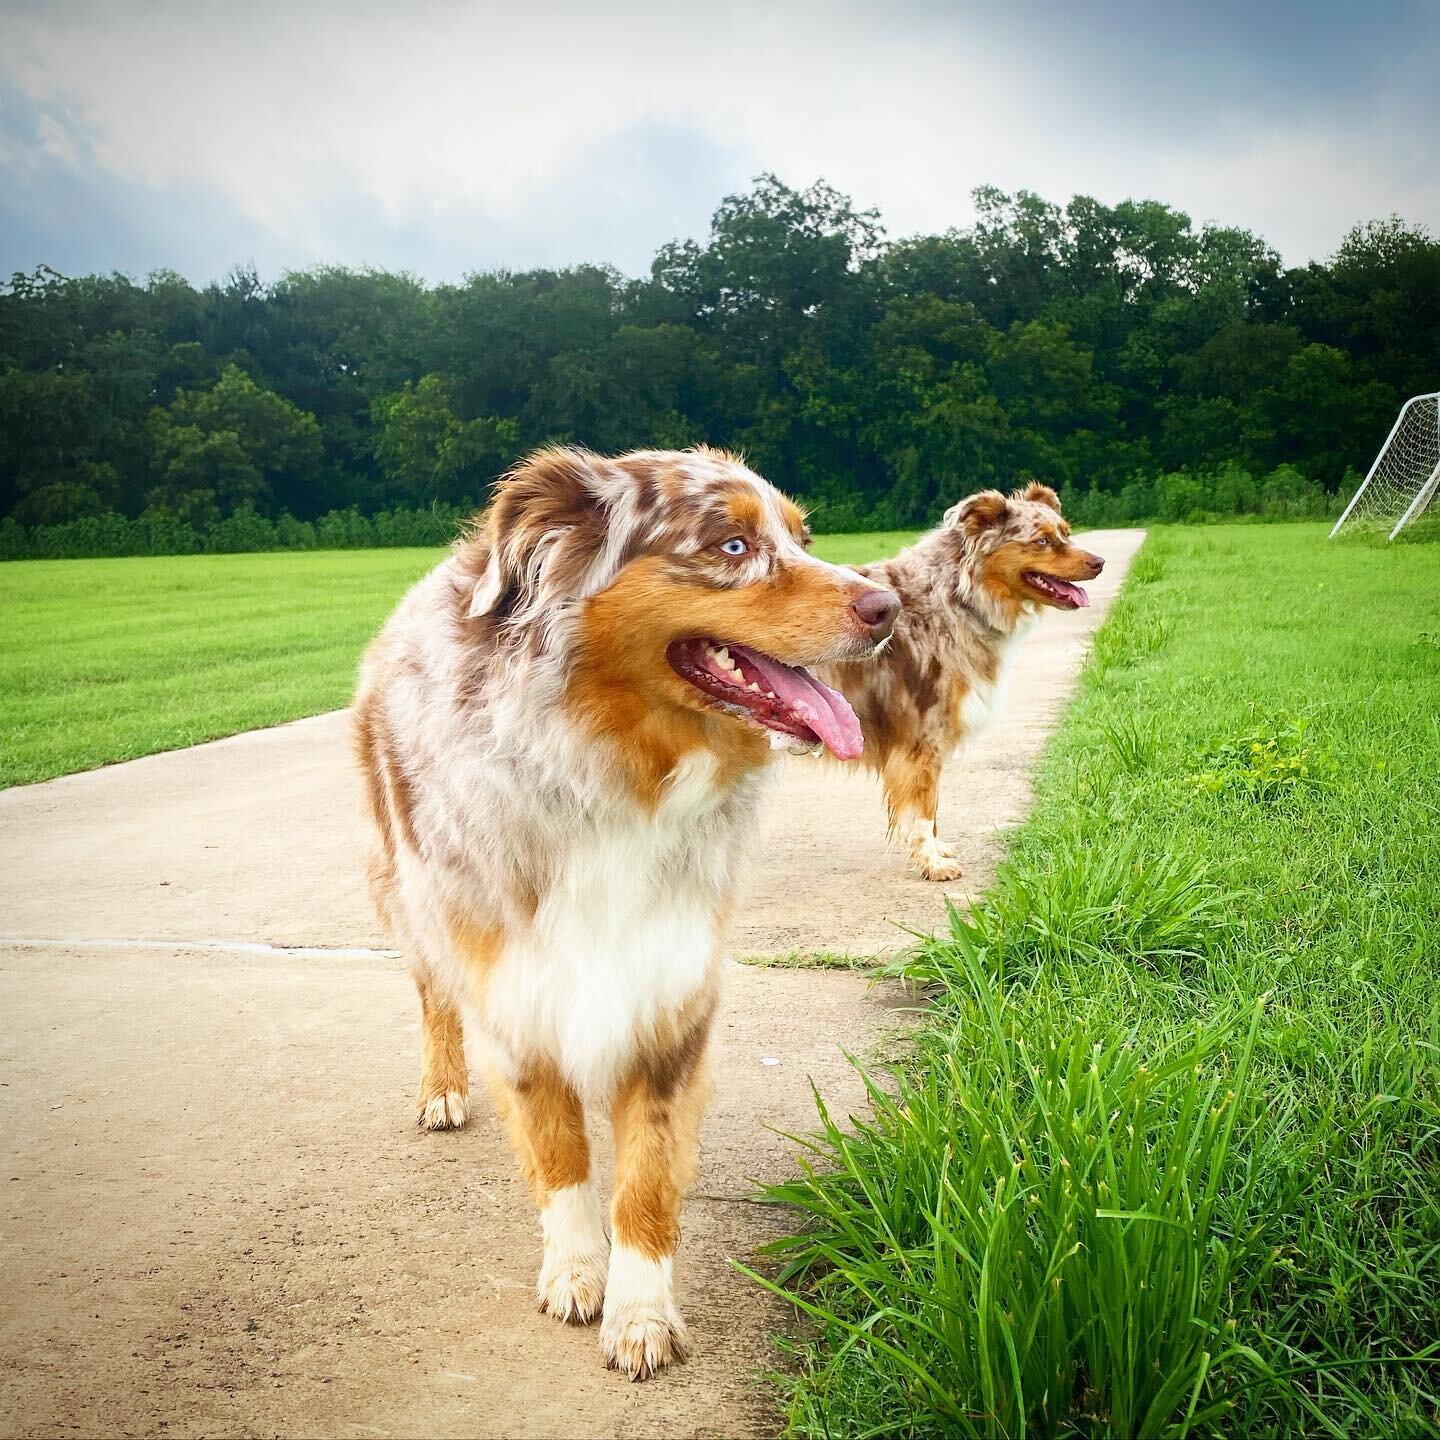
[538,1244,608,1325]
[599,1304,690,1380]
[917,858,964,882]
[914,839,963,883]
[418,1089,468,1131]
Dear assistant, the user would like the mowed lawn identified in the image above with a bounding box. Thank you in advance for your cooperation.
[0,548,442,787]
[0,531,920,788]
[763,523,1439,1438]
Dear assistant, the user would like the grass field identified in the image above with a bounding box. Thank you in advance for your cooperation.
[0,548,442,787]
[0,531,922,787]
[759,523,1439,1437]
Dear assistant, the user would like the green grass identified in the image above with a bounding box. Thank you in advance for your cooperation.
[0,531,920,788]
[810,529,922,567]
[0,548,442,786]
[754,523,1439,1438]
[738,949,880,971]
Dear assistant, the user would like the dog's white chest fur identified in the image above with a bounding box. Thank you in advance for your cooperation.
[958,618,1032,742]
[478,751,730,1096]
[959,670,1005,736]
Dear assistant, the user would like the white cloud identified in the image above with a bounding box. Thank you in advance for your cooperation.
[34,112,79,168]
[1,0,1435,276]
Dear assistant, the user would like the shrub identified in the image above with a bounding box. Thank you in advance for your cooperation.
[204,504,278,553]
[0,503,468,559]
[274,513,318,549]
[1257,464,1329,518]
[809,490,914,533]
[1062,463,1339,528]
[0,460,1342,560]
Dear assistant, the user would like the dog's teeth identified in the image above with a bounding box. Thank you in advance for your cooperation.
[765,690,776,699]
[715,647,731,665]
[748,683,761,693]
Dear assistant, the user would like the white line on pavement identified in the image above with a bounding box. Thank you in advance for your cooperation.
[0,935,400,960]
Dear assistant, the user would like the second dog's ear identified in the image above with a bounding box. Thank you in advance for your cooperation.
[1012,480,1061,512]
[944,490,1009,533]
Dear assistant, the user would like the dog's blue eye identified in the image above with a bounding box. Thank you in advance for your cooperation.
[720,537,748,556]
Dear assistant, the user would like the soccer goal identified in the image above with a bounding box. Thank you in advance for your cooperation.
[1331,392,1440,540]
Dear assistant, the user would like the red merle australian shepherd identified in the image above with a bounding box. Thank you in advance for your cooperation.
[816,482,1104,881]
[353,446,898,1379]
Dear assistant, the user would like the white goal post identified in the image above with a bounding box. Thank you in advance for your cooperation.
[1331,391,1440,540]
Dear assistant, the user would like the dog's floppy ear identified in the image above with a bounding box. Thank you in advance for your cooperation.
[1012,480,1061,512]
[466,548,508,618]
[466,448,606,621]
[944,490,1009,533]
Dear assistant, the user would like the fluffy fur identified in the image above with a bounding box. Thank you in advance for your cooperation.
[353,446,896,1378]
[816,482,1104,881]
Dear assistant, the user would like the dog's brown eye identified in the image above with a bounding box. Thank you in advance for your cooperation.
[719,537,748,557]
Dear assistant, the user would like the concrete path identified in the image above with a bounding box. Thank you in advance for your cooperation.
[0,529,1141,1439]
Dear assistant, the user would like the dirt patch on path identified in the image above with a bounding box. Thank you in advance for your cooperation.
[0,529,1141,1438]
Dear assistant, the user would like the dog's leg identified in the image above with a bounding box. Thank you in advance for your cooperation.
[601,1018,711,1379]
[487,1059,609,1325]
[415,975,469,1130]
[883,747,963,882]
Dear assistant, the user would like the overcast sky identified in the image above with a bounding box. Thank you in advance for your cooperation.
[2,0,1436,286]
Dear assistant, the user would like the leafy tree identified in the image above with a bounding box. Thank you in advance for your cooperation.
[0,367,118,522]
[371,374,518,505]
[145,364,323,523]
[0,177,1434,533]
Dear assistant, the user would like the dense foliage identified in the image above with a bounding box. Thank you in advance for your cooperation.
[3,176,1435,538]
[0,502,466,561]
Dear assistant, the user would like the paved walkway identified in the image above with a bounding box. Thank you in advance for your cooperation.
[0,530,1142,1438]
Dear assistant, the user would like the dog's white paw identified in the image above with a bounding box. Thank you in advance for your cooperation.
[538,1184,609,1324]
[419,1089,468,1130]
[538,1245,608,1324]
[600,1245,688,1379]
[917,858,964,882]
[600,1303,690,1380]
[914,837,963,883]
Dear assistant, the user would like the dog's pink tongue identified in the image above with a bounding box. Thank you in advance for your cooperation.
[1055,579,1090,608]
[731,646,865,760]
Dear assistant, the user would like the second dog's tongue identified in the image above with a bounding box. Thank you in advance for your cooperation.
[731,645,864,760]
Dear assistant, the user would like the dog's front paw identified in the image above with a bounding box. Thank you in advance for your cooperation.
[418,1089,468,1130]
[538,1244,608,1324]
[913,837,963,883]
[600,1245,689,1379]
[600,1303,690,1380]
[538,1184,609,1324]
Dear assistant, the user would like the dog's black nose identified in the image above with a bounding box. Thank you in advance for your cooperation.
[1085,552,1105,576]
[853,587,900,641]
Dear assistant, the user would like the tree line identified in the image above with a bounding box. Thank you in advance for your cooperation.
[2,174,1436,546]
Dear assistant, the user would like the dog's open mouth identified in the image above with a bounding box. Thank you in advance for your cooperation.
[1023,572,1090,609]
[667,639,864,759]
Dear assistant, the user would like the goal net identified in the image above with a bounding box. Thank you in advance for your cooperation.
[1331,392,1440,539]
